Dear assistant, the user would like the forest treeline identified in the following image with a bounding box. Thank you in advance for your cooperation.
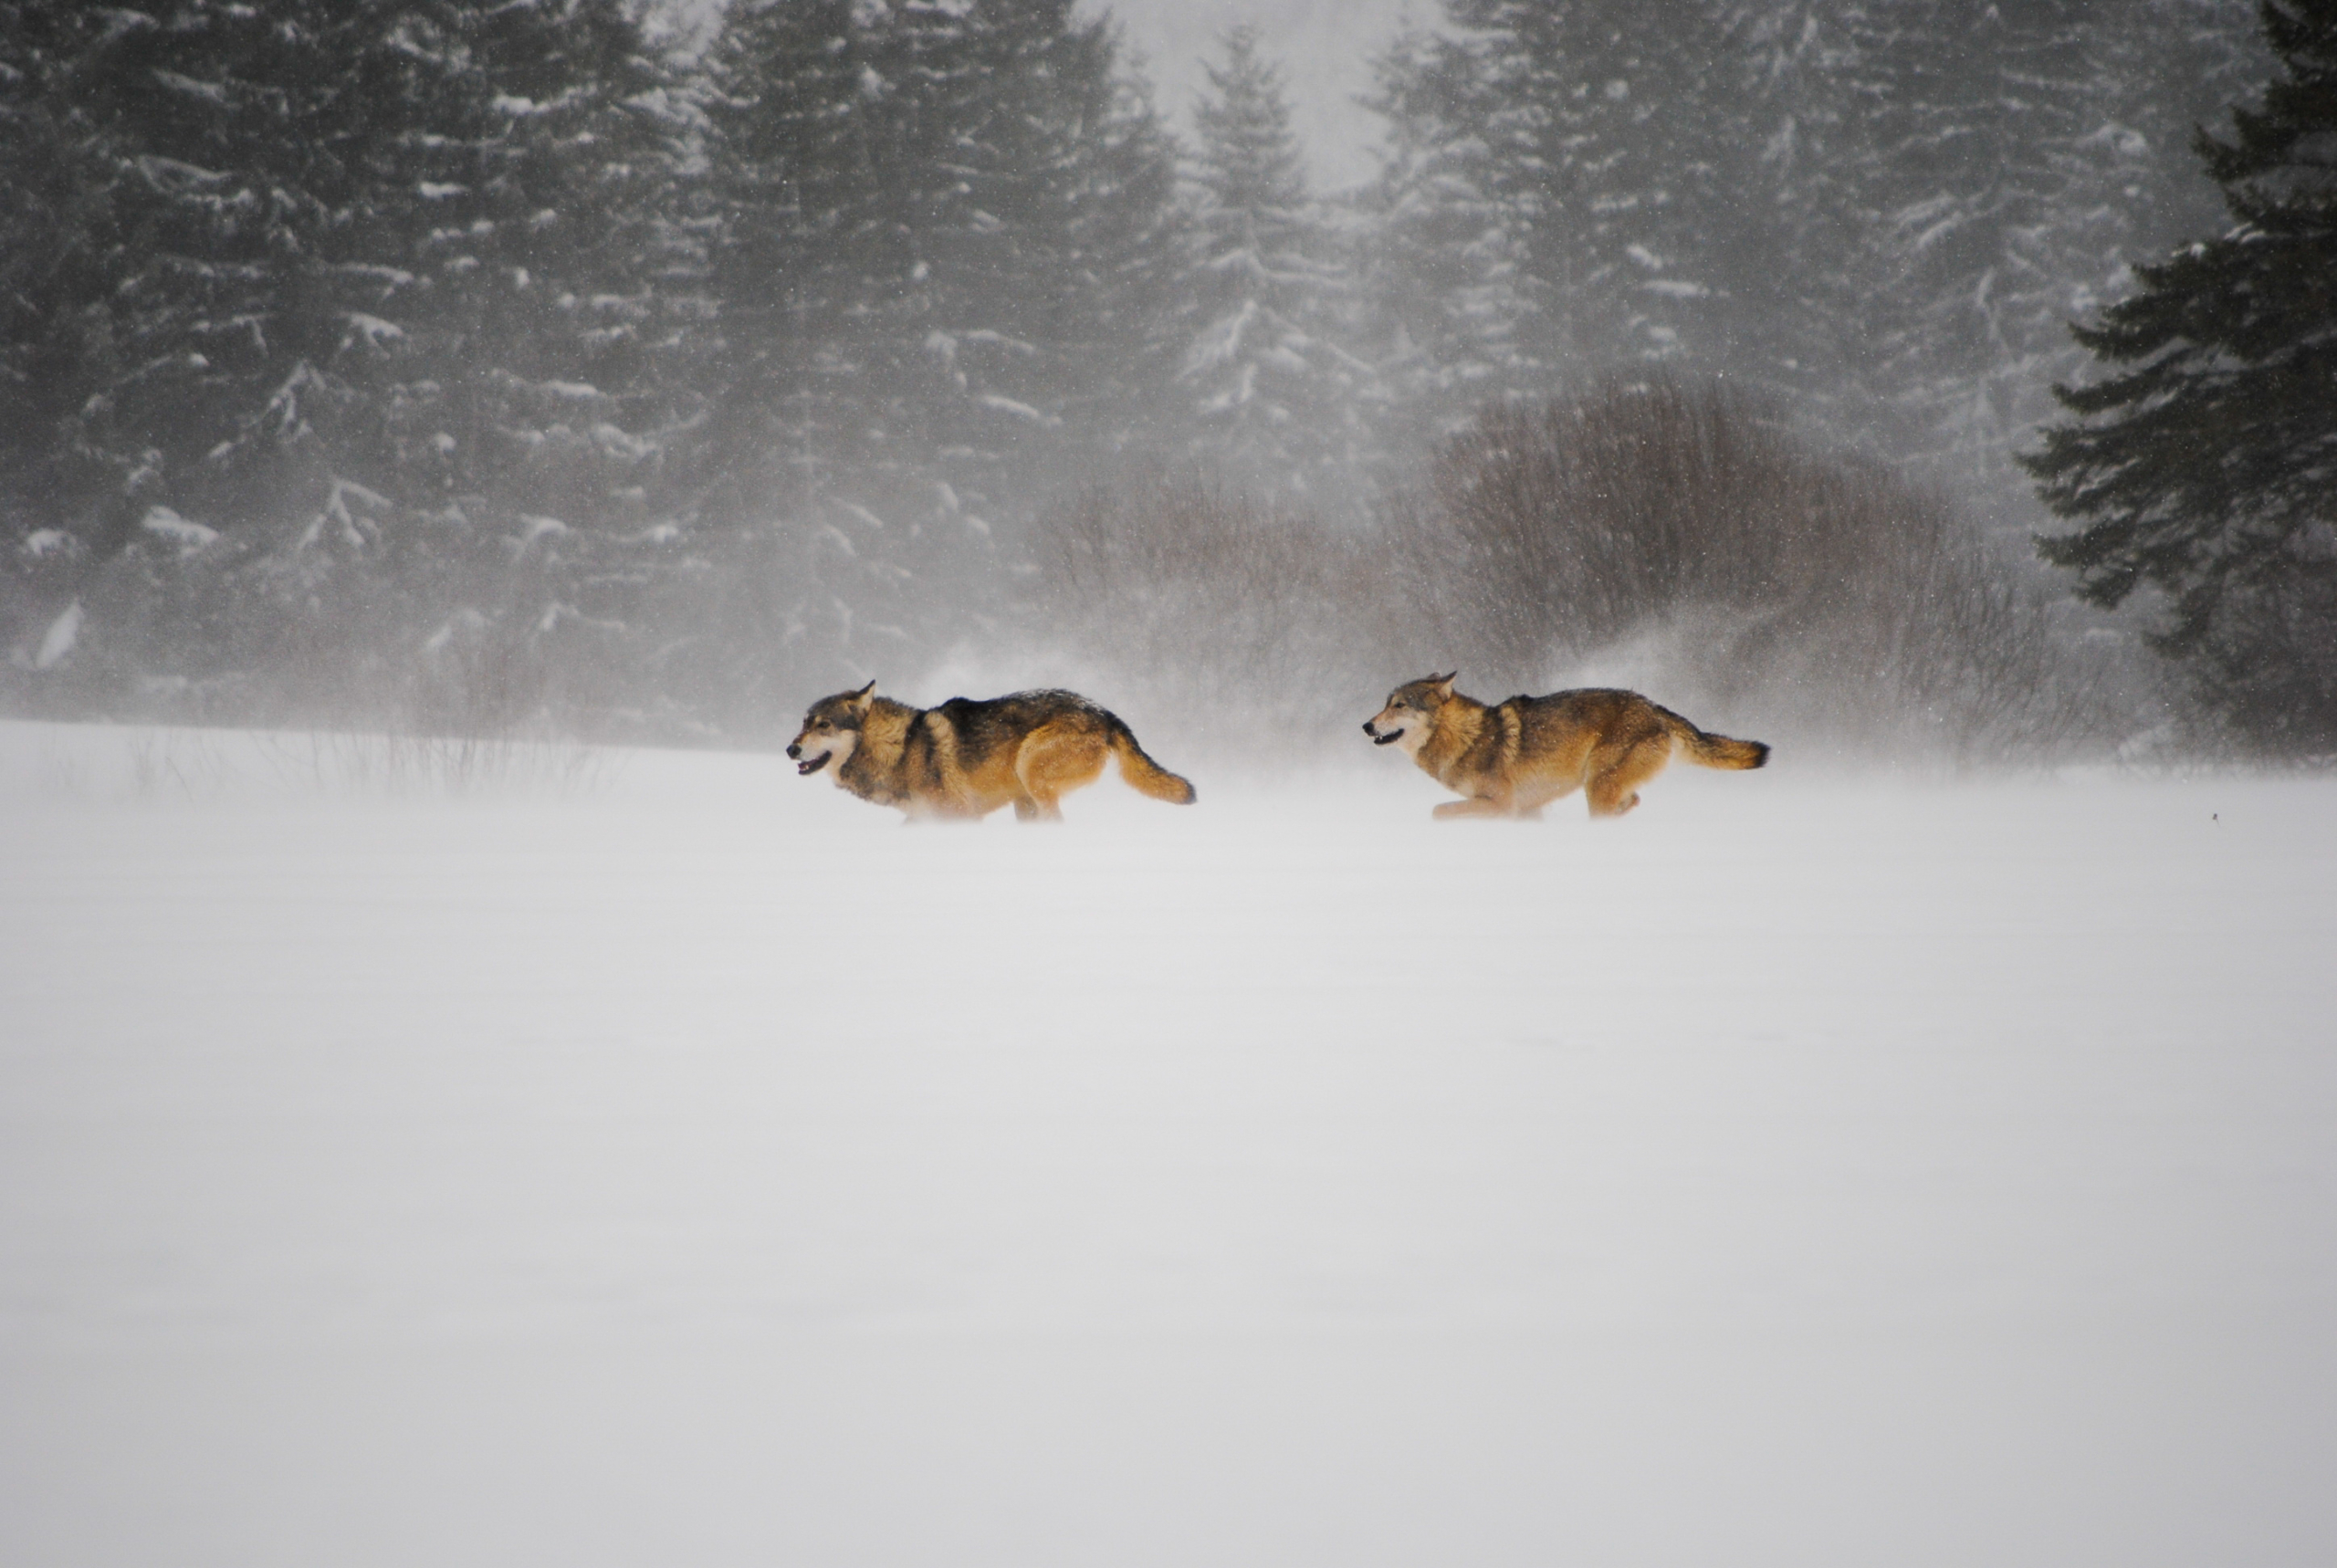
[0,0,2319,758]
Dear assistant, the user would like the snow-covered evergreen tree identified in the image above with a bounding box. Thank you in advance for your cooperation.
[1357,24,1542,458]
[1168,26,1373,507]
[1373,3,1745,375]
[0,0,699,725]
[1357,0,2266,503]
[1830,0,2260,507]
[1697,2,1874,412]
[698,0,908,710]
[703,0,1179,699]
[1,4,126,682]
[1357,0,1764,480]
[2027,0,2337,754]
[450,6,712,737]
[919,0,1183,474]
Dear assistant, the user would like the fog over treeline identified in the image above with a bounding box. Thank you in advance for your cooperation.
[3,0,2326,762]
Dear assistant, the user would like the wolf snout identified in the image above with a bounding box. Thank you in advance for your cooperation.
[785,741,802,759]
[1361,720,1377,737]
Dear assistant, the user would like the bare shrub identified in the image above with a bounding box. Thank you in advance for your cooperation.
[1013,382,2112,767]
[359,616,613,794]
[254,727,608,798]
[403,615,552,741]
[1390,379,2112,760]
[1027,468,1416,761]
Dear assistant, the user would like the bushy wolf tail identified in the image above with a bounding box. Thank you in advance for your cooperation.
[1660,709,1770,770]
[1106,716,1197,803]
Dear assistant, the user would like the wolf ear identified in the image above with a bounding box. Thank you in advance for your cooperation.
[848,679,876,710]
[1430,672,1456,697]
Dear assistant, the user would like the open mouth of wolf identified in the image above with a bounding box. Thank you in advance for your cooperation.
[1370,728,1404,746]
[797,753,831,776]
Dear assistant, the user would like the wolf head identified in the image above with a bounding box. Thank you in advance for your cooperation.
[786,680,875,777]
[1362,673,1456,755]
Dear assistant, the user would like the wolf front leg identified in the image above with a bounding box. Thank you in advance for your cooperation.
[1431,796,1513,821]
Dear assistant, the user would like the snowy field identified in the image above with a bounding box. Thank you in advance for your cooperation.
[3,717,2334,1567]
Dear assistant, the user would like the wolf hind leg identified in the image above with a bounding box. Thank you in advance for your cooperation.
[1015,724,1109,821]
[1586,734,1672,818]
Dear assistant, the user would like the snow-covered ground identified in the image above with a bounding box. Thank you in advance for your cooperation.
[4,718,2333,1567]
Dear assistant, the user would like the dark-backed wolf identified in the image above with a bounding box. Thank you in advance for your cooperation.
[1363,674,1768,820]
[787,683,1196,821]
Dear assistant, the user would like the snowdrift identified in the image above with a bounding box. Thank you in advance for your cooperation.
[4,720,2332,1566]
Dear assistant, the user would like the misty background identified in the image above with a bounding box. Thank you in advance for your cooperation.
[2,0,2324,764]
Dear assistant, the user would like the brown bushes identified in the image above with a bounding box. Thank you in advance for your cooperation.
[1397,379,2101,757]
[1028,378,2109,763]
[1027,470,1406,759]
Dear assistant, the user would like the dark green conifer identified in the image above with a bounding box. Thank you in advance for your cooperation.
[2026,0,2337,754]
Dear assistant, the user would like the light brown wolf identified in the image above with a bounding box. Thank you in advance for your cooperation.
[1363,674,1768,820]
[787,684,1196,821]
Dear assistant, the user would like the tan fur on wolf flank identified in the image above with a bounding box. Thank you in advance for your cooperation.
[1363,674,1767,820]
[787,683,1196,821]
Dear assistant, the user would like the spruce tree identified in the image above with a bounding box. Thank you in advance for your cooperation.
[1357,0,1759,484]
[0,4,123,674]
[1356,0,2264,496]
[433,0,704,731]
[1834,0,2251,497]
[1043,57,1185,458]
[0,1,696,723]
[1357,21,1541,457]
[702,0,1179,702]
[2025,0,2337,755]
[1369,2,1743,376]
[1698,1,1872,413]
[1171,26,1372,506]
[902,0,1181,512]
